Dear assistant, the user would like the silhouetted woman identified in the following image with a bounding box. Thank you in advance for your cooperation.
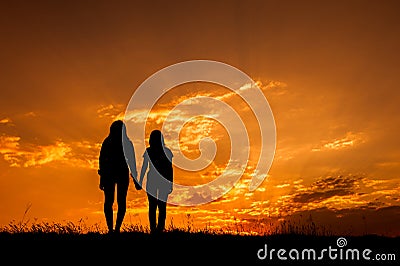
[98,120,138,234]
[139,129,173,233]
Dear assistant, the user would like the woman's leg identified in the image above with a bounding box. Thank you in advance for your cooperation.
[103,182,115,233]
[157,199,167,232]
[115,180,129,233]
[157,190,169,232]
[147,193,157,233]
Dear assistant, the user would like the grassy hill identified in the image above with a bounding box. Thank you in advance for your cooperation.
[0,214,398,265]
[1,229,398,265]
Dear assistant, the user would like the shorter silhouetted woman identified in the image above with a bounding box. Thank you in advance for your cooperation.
[139,130,173,233]
[98,120,138,234]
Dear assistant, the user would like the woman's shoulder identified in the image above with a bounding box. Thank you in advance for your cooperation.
[101,136,112,146]
[143,147,151,157]
[164,147,173,157]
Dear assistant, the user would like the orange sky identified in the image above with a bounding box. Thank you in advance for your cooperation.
[0,0,399,236]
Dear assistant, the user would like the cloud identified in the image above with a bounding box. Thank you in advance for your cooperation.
[312,132,367,152]
[23,112,37,117]
[0,135,71,167]
[124,108,178,125]
[216,173,399,225]
[293,188,353,203]
[279,175,364,213]
[257,80,288,96]
[96,104,125,119]
[0,136,73,168]
[197,173,400,236]
[275,183,290,188]
[0,135,20,151]
[0,118,12,125]
[23,141,72,167]
[0,135,22,167]
[0,134,100,169]
[270,174,400,215]
[211,80,287,102]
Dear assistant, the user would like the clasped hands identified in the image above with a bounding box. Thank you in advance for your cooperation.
[131,173,142,190]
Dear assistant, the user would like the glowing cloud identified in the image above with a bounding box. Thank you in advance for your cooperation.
[0,118,12,125]
[0,134,100,169]
[312,132,367,152]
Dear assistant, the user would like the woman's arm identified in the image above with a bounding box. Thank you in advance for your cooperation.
[98,140,108,190]
[139,153,149,186]
[124,140,137,178]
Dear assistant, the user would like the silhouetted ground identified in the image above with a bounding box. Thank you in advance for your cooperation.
[1,231,398,265]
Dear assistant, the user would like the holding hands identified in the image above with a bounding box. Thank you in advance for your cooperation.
[131,173,142,190]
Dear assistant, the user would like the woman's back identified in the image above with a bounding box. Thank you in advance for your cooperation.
[146,146,173,182]
[142,130,174,193]
[99,120,131,178]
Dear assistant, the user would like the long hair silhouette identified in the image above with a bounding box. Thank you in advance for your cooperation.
[147,130,173,182]
[139,129,173,233]
[98,120,137,234]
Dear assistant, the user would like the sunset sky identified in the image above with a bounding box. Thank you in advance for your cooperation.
[0,0,399,236]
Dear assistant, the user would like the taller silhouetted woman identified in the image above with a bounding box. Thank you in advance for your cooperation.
[98,120,138,233]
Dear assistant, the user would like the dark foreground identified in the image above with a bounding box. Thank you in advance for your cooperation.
[1,231,398,265]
